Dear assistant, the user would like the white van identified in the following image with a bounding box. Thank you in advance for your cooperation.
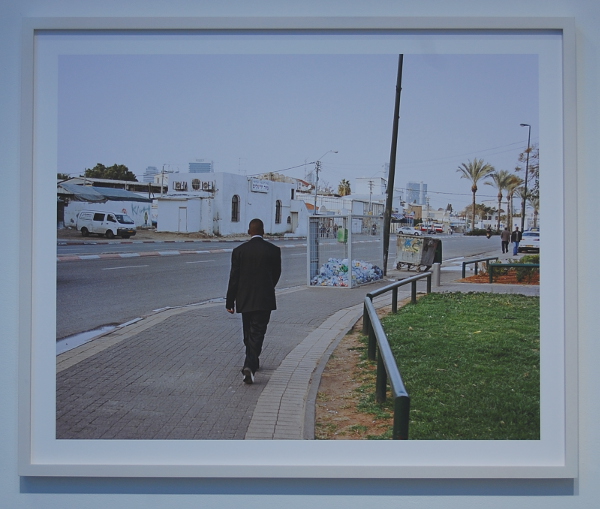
[76,210,137,239]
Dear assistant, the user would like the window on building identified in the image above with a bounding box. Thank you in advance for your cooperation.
[231,195,240,222]
[275,200,282,224]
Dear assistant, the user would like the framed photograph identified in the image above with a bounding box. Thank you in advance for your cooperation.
[19,16,577,478]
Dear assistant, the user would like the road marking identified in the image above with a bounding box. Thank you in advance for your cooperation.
[102,265,150,270]
[186,259,215,264]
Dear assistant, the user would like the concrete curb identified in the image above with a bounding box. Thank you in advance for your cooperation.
[245,303,367,440]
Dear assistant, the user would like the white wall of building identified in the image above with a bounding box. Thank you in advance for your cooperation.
[212,172,295,235]
[154,172,295,235]
[156,196,214,233]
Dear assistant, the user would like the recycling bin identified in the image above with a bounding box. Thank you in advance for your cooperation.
[395,235,442,271]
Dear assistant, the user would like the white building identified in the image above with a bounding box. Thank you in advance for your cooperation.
[155,172,295,236]
[142,166,159,183]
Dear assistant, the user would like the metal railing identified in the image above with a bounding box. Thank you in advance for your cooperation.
[461,256,499,279]
[488,262,540,283]
[362,272,432,439]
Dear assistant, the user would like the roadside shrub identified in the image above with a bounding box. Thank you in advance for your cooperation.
[521,254,540,264]
[516,254,540,282]
[465,228,499,236]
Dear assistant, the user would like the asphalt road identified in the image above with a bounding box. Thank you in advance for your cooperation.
[56,234,500,340]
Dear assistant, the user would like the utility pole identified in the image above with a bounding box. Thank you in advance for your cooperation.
[313,160,321,215]
[160,164,166,197]
[383,55,404,276]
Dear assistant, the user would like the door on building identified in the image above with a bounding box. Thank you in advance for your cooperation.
[291,212,298,233]
[178,207,188,232]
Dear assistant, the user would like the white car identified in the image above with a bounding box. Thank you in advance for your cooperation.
[518,231,540,253]
[398,227,420,236]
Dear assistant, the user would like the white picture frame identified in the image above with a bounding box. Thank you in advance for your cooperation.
[19,16,577,478]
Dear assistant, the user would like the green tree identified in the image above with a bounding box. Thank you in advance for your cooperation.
[456,158,495,230]
[337,179,351,196]
[57,173,70,180]
[485,169,514,231]
[84,163,138,182]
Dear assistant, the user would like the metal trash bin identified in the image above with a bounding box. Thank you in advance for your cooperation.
[395,235,442,272]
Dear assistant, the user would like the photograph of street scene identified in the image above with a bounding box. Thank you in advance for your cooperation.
[56,51,541,440]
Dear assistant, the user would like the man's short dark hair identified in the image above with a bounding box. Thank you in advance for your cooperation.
[248,218,264,236]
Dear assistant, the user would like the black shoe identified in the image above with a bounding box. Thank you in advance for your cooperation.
[242,367,254,384]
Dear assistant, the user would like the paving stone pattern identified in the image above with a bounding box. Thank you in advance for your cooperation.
[56,284,390,440]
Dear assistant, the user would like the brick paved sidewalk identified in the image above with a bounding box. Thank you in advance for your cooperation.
[56,283,393,440]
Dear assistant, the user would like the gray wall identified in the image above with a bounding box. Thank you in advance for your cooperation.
[1,2,597,508]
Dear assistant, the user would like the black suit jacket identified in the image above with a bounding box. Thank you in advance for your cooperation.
[226,236,282,313]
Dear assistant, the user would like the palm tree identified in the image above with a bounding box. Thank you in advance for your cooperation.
[505,175,523,230]
[456,158,495,230]
[485,170,513,231]
[337,179,351,196]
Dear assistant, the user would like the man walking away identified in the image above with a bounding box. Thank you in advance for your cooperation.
[511,226,522,256]
[500,227,511,254]
[226,218,281,384]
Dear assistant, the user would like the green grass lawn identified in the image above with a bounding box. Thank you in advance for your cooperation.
[363,292,540,440]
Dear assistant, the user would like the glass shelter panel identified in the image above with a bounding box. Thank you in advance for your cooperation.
[308,215,384,288]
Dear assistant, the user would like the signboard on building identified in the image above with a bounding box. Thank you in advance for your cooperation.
[250,180,269,193]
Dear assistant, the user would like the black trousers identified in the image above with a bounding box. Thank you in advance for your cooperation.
[241,310,271,374]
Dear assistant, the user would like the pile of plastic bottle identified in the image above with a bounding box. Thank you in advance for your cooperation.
[310,258,384,287]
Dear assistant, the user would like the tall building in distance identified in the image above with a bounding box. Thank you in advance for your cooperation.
[406,181,427,205]
[142,166,159,183]
[189,159,214,173]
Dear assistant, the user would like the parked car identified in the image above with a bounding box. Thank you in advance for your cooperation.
[518,231,540,253]
[398,226,420,236]
[76,210,137,239]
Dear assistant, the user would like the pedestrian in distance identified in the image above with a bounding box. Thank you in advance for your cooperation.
[500,227,511,254]
[226,218,282,385]
[511,226,522,256]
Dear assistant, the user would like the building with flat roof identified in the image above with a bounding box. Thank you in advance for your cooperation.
[407,181,427,205]
[189,159,214,173]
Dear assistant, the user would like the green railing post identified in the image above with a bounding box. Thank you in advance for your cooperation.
[411,280,417,304]
[376,348,387,403]
[392,287,398,313]
[393,396,411,440]
[427,274,431,294]
[362,301,370,335]
[368,323,376,361]
[489,264,494,283]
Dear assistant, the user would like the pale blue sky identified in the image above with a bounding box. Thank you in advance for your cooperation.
[58,53,538,211]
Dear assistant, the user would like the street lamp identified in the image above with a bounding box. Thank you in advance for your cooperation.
[313,150,338,215]
[519,123,531,232]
